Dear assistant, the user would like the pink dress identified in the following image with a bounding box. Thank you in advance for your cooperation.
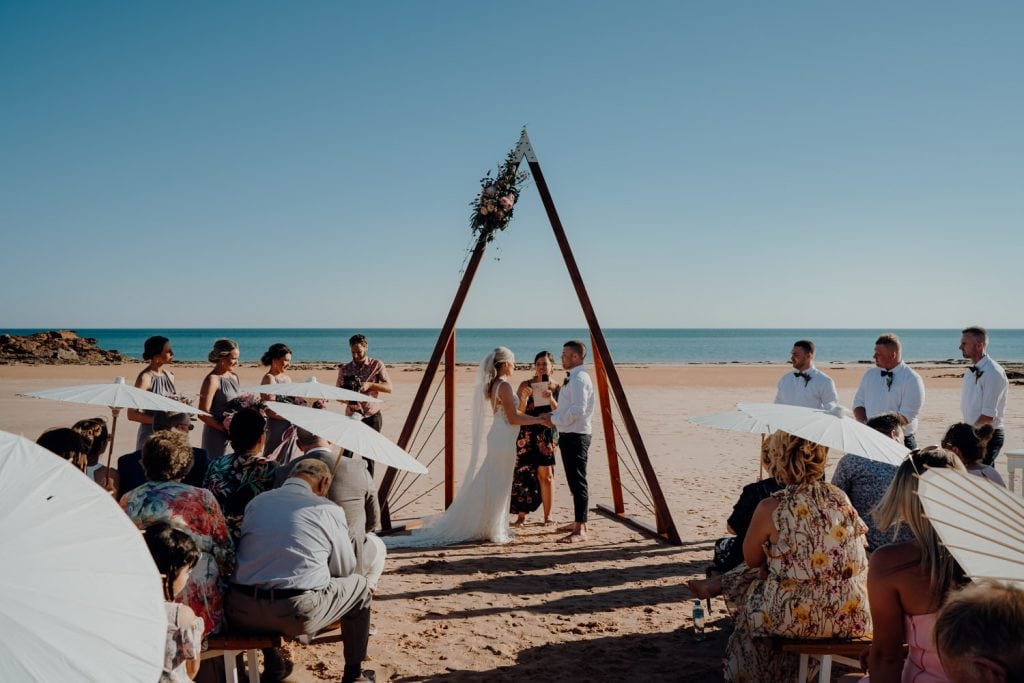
[902,613,949,682]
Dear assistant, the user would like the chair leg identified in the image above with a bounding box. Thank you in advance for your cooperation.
[246,649,260,683]
[819,654,832,682]
[798,653,809,683]
[223,651,239,683]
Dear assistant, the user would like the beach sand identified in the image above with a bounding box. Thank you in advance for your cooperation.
[2,362,1020,681]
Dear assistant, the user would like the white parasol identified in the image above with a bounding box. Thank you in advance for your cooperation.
[237,376,380,404]
[19,376,207,474]
[0,430,165,681]
[688,410,774,435]
[917,468,1024,587]
[736,402,909,465]
[266,401,426,474]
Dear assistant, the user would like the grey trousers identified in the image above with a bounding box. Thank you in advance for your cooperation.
[226,576,371,677]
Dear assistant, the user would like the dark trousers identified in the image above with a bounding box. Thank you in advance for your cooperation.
[983,428,1006,466]
[904,433,917,450]
[345,411,383,476]
[560,433,592,523]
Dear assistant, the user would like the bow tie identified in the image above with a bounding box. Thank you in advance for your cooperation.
[793,371,811,386]
[880,369,895,389]
[563,374,570,387]
[880,370,894,378]
[968,365,981,375]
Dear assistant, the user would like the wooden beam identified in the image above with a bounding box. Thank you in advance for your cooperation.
[444,331,456,508]
[378,237,488,529]
[528,159,681,545]
[592,333,624,515]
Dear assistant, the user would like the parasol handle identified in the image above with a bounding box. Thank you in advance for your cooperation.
[105,408,121,483]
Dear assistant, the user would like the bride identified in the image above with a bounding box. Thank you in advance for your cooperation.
[385,347,546,547]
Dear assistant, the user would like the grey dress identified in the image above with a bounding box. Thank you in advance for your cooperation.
[201,374,240,458]
[262,375,295,462]
[135,372,178,449]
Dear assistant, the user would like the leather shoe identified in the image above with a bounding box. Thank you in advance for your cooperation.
[342,669,376,683]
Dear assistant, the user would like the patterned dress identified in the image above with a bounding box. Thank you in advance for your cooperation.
[723,482,872,682]
[121,482,234,638]
[510,392,559,514]
[203,452,278,543]
[162,603,204,683]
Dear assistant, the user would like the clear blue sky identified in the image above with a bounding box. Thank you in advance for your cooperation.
[2,2,1021,329]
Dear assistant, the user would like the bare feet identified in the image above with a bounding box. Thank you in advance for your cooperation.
[511,515,526,528]
[558,532,587,544]
[556,522,575,532]
[686,575,722,600]
[542,519,554,527]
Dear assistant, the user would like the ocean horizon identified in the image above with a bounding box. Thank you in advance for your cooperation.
[5,328,1024,365]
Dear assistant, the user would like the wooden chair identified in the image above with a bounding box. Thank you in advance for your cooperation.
[202,634,282,683]
[774,636,871,682]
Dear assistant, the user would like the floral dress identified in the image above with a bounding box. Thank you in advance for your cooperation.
[723,482,872,682]
[162,603,204,682]
[121,482,234,638]
[203,452,278,543]
[510,392,559,514]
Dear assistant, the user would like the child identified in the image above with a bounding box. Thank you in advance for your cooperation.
[143,523,204,682]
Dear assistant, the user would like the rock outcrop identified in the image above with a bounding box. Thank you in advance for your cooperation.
[0,330,128,365]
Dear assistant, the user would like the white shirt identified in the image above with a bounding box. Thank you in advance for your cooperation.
[961,354,1008,428]
[853,361,926,436]
[549,366,595,435]
[775,365,839,409]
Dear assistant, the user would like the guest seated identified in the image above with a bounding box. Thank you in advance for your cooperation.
[36,427,89,472]
[72,417,118,494]
[935,581,1024,683]
[709,440,782,574]
[831,413,915,551]
[857,447,968,682]
[275,428,385,590]
[226,458,375,683]
[118,412,209,498]
[144,522,204,683]
[121,430,234,639]
[203,407,277,543]
[698,431,871,682]
[942,422,1005,486]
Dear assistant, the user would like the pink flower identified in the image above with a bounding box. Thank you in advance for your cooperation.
[499,194,516,210]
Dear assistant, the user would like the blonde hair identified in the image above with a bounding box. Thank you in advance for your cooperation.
[207,338,238,364]
[763,431,828,487]
[485,347,515,399]
[873,447,966,596]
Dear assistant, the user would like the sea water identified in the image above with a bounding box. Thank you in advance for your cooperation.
[5,328,1024,364]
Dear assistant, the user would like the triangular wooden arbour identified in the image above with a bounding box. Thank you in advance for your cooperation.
[378,131,681,544]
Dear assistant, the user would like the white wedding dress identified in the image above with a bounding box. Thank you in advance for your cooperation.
[384,384,518,548]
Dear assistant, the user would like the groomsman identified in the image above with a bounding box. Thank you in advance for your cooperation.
[774,339,839,409]
[544,340,595,544]
[853,333,925,449]
[959,326,1009,465]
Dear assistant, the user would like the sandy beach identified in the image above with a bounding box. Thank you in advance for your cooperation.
[2,361,1020,681]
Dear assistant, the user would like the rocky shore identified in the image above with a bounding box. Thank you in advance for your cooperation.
[0,330,129,365]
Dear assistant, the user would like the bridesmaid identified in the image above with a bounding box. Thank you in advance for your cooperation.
[511,350,560,526]
[197,339,240,459]
[259,342,294,460]
[128,335,177,449]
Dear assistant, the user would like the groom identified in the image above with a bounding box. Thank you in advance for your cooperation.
[544,340,596,543]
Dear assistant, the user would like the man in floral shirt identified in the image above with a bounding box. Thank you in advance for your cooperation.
[336,333,391,475]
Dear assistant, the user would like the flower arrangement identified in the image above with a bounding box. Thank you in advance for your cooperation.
[222,393,266,431]
[272,395,326,410]
[167,393,194,408]
[469,135,529,244]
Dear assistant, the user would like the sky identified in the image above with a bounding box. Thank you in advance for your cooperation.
[1,2,1022,329]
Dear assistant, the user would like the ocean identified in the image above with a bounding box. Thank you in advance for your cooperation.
[5,328,1024,364]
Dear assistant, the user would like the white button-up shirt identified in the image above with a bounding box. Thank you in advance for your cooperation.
[233,478,355,590]
[775,365,839,409]
[549,366,595,435]
[853,362,926,436]
[961,354,1008,428]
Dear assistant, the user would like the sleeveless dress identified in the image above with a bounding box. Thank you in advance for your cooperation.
[262,374,295,461]
[857,613,949,683]
[161,602,204,683]
[202,374,239,458]
[723,482,872,681]
[135,372,178,449]
[386,391,519,547]
[510,392,559,514]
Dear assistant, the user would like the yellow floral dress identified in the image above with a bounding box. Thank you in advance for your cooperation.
[723,482,871,682]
